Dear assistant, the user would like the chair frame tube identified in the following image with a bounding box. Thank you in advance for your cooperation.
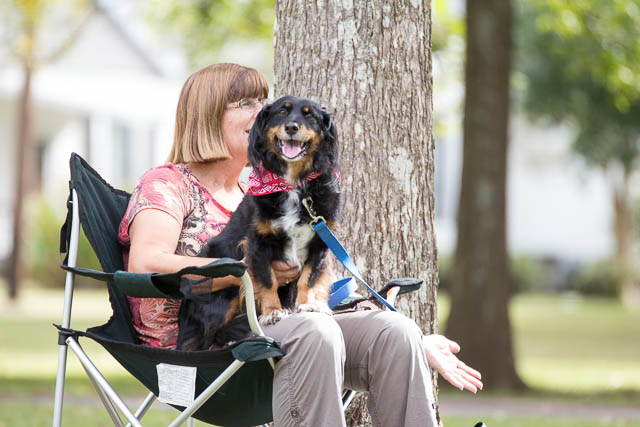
[125,392,157,427]
[241,273,276,369]
[53,190,80,427]
[167,359,246,427]
[85,366,126,427]
[67,337,143,427]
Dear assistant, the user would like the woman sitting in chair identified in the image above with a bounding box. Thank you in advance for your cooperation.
[118,63,483,427]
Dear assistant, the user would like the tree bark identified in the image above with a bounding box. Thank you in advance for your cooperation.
[274,0,437,424]
[445,0,525,390]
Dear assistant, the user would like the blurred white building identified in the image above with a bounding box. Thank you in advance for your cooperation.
[0,2,188,259]
[435,117,615,262]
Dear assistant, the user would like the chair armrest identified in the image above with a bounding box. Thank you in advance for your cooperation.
[61,258,247,299]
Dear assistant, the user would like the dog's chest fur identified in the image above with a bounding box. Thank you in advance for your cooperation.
[271,189,315,267]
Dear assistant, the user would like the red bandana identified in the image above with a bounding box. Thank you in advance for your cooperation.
[247,165,322,196]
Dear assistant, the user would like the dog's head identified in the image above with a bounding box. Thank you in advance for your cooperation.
[248,96,338,183]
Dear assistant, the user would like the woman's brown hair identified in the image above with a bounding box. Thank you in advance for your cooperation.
[168,63,269,163]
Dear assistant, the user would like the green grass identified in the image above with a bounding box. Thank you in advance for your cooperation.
[441,417,639,427]
[2,286,640,425]
[438,292,640,398]
[513,294,640,393]
[0,288,137,391]
[0,401,177,427]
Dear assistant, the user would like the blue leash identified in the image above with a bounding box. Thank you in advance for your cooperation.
[303,197,397,312]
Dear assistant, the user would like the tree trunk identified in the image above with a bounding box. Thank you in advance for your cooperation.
[445,0,525,390]
[274,0,437,425]
[9,62,35,300]
[613,168,638,305]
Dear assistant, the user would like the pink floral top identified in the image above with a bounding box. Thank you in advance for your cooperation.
[118,163,240,349]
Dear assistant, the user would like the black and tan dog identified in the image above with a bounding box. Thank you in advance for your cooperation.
[177,96,341,350]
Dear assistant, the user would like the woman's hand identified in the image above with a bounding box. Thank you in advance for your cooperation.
[422,334,483,393]
[272,260,301,286]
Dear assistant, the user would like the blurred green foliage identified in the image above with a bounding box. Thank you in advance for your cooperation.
[24,194,102,288]
[438,254,550,293]
[515,0,640,171]
[439,253,619,296]
[143,0,275,69]
[2,0,92,66]
[510,255,550,293]
[432,0,464,52]
[573,259,621,296]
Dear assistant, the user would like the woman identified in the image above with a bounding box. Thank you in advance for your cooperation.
[118,63,482,426]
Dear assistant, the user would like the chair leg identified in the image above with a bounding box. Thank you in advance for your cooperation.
[53,190,81,427]
[52,344,69,427]
[125,392,157,427]
[84,364,125,427]
[67,337,142,427]
[168,359,245,427]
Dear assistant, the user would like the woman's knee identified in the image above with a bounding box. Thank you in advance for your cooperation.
[285,312,345,354]
[373,311,423,347]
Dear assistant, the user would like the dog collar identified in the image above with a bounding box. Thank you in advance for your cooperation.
[247,166,322,196]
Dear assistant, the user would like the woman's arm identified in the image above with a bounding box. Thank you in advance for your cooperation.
[127,209,242,289]
[127,209,301,289]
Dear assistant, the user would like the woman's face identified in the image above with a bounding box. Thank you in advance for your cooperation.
[221,99,263,162]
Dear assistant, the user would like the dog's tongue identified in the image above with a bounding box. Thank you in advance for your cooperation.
[282,142,303,158]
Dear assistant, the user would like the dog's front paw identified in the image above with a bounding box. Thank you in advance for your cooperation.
[259,309,291,326]
[296,303,333,316]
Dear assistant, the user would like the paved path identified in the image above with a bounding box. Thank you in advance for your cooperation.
[439,394,640,421]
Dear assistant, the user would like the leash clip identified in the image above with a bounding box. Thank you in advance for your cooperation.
[302,196,326,228]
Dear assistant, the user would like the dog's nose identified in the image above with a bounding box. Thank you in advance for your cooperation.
[285,122,299,135]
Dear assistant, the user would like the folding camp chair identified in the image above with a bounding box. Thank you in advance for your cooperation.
[53,153,421,426]
[53,153,288,427]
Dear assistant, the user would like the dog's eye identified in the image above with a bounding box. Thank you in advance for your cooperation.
[278,109,287,116]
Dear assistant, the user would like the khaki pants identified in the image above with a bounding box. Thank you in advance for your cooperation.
[262,310,438,427]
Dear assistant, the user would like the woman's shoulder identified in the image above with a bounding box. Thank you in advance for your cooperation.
[139,163,187,182]
[132,163,197,194]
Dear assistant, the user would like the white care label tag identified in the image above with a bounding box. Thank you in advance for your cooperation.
[156,363,197,407]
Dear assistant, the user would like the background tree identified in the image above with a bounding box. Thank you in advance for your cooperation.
[515,0,640,303]
[144,0,275,69]
[274,0,437,424]
[1,0,92,299]
[445,0,525,390]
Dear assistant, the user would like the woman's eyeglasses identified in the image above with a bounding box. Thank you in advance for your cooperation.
[227,98,268,111]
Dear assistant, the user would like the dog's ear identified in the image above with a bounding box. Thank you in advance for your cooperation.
[321,106,333,130]
[248,104,285,175]
[312,105,339,175]
[320,106,337,144]
[247,104,271,167]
